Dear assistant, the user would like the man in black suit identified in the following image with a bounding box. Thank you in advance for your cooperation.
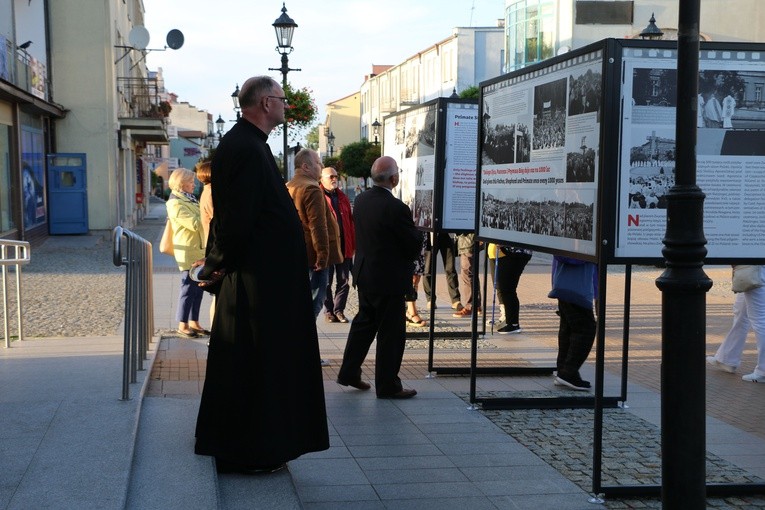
[337,156,422,399]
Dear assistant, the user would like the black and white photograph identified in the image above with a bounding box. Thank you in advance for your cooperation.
[413,190,434,228]
[481,190,594,241]
[627,128,675,209]
[482,111,515,165]
[532,77,567,150]
[515,123,531,163]
[565,134,596,182]
[568,68,602,116]
[632,68,677,107]
[698,69,765,130]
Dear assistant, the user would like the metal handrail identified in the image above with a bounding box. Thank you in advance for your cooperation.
[1,240,30,348]
[112,227,154,400]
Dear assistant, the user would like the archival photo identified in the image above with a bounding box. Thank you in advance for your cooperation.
[532,77,567,150]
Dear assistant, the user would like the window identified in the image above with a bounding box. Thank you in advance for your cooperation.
[505,0,557,72]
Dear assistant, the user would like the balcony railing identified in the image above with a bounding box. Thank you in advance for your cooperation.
[117,77,169,120]
[0,37,49,101]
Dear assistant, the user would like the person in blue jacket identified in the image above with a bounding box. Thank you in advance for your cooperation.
[548,256,598,391]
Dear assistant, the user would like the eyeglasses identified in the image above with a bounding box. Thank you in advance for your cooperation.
[325,175,338,180]
[267,96,289,105]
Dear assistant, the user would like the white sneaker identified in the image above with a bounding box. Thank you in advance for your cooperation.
[706,356,736,374]
[742,372,765,383]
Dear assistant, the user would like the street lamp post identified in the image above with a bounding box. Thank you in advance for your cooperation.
[653,5,710,507]
[231,84,241,120]
[328,131,335,157]
[215,114,225,140]
[371,118,381,146]
[269,3,300,180]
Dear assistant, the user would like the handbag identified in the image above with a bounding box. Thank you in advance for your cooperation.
[159,220,174,256]
[732,265,764,293]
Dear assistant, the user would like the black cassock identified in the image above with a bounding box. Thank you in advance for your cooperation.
[195,119,329,466]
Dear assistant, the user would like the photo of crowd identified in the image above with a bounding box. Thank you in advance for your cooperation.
[404,109,436,158]
[532,78,568,150]
[627,130,676,209]
[568,68,602,116]
[480,193,593,241]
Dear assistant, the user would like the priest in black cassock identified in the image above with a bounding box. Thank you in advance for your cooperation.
[194,76,329,474]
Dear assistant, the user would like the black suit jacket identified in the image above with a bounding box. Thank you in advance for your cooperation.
[351,186,422,296]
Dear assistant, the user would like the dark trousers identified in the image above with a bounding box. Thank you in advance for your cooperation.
[489,255,530,325]
[458,253,481,309]
[338,290,406,396]
[556,299,596,379]
[324,258,352,315]
[423,233,460,304]
[176,270,204,323]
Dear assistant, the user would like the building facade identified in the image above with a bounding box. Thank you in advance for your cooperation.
[503,0,765,73]
[318,91,361,159]
[359,25,505,147]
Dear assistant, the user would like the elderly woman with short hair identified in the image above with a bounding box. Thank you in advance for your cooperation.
[166,168,208,338]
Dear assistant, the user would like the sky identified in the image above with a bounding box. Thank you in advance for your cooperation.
[142,0,506,152]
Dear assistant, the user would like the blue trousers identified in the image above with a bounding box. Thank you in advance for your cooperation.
[324,259,352,315]
[176,270,204,323]
[309,268,329,318]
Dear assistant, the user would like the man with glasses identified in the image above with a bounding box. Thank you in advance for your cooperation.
[320,167,355,324]
[194,76,329,474]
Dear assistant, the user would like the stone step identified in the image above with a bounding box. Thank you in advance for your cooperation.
[125,397,220,509]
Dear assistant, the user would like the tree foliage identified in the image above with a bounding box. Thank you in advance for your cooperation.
[323,155,341,171]
[305,125,320,150]
[459,85,479,99]
[339,140,380,187]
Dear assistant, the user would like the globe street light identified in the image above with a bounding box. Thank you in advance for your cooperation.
[269,3,301,179]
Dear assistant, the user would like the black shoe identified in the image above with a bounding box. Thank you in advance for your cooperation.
[554,373,591,391]
[325,313,339,323]
[377,388,417,399]
[335,311,349,323]
[216,459,288,475]
[497,324,522,334]
[337,378,371,390]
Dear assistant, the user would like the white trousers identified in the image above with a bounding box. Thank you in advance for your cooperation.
[715,286,765,376]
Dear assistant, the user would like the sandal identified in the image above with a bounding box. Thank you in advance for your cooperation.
[406,313,428,327]
[192,328,211,336]
[177,329,198,338]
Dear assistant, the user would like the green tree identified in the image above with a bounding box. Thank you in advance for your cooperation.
[339,140,380,188]
[323,155,341,171]
[459,85,479,99]
[305,125,320,150]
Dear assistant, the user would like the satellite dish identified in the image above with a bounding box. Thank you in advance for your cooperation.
[128,26,150,50]
[166,29,185,50]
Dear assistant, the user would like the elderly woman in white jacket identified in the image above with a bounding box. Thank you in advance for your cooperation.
[166,168,208,338]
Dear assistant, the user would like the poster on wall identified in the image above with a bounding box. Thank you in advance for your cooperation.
[383,102,437,229]
[21,128,46,230]
[442,102,479,231]
[478,50,603,257]
[615,45,765,260]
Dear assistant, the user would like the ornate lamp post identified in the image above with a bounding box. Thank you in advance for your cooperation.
[371,118,381,146]
[231,84,241,120]
[639,13,664,40]
[328,130,335,157]
[653,5,710,507]
[269,3,300,179]
[215,114,225,139]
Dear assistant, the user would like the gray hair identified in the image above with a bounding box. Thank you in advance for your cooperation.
[370,157,398,183]
[239,76,280,108]
[168,168,195,192]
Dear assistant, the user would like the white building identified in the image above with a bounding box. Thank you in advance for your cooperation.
[503,0,765,73]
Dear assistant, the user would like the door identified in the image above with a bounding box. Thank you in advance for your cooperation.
[47,153,88,234]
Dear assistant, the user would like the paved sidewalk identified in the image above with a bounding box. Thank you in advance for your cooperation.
[2,197,765,509]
